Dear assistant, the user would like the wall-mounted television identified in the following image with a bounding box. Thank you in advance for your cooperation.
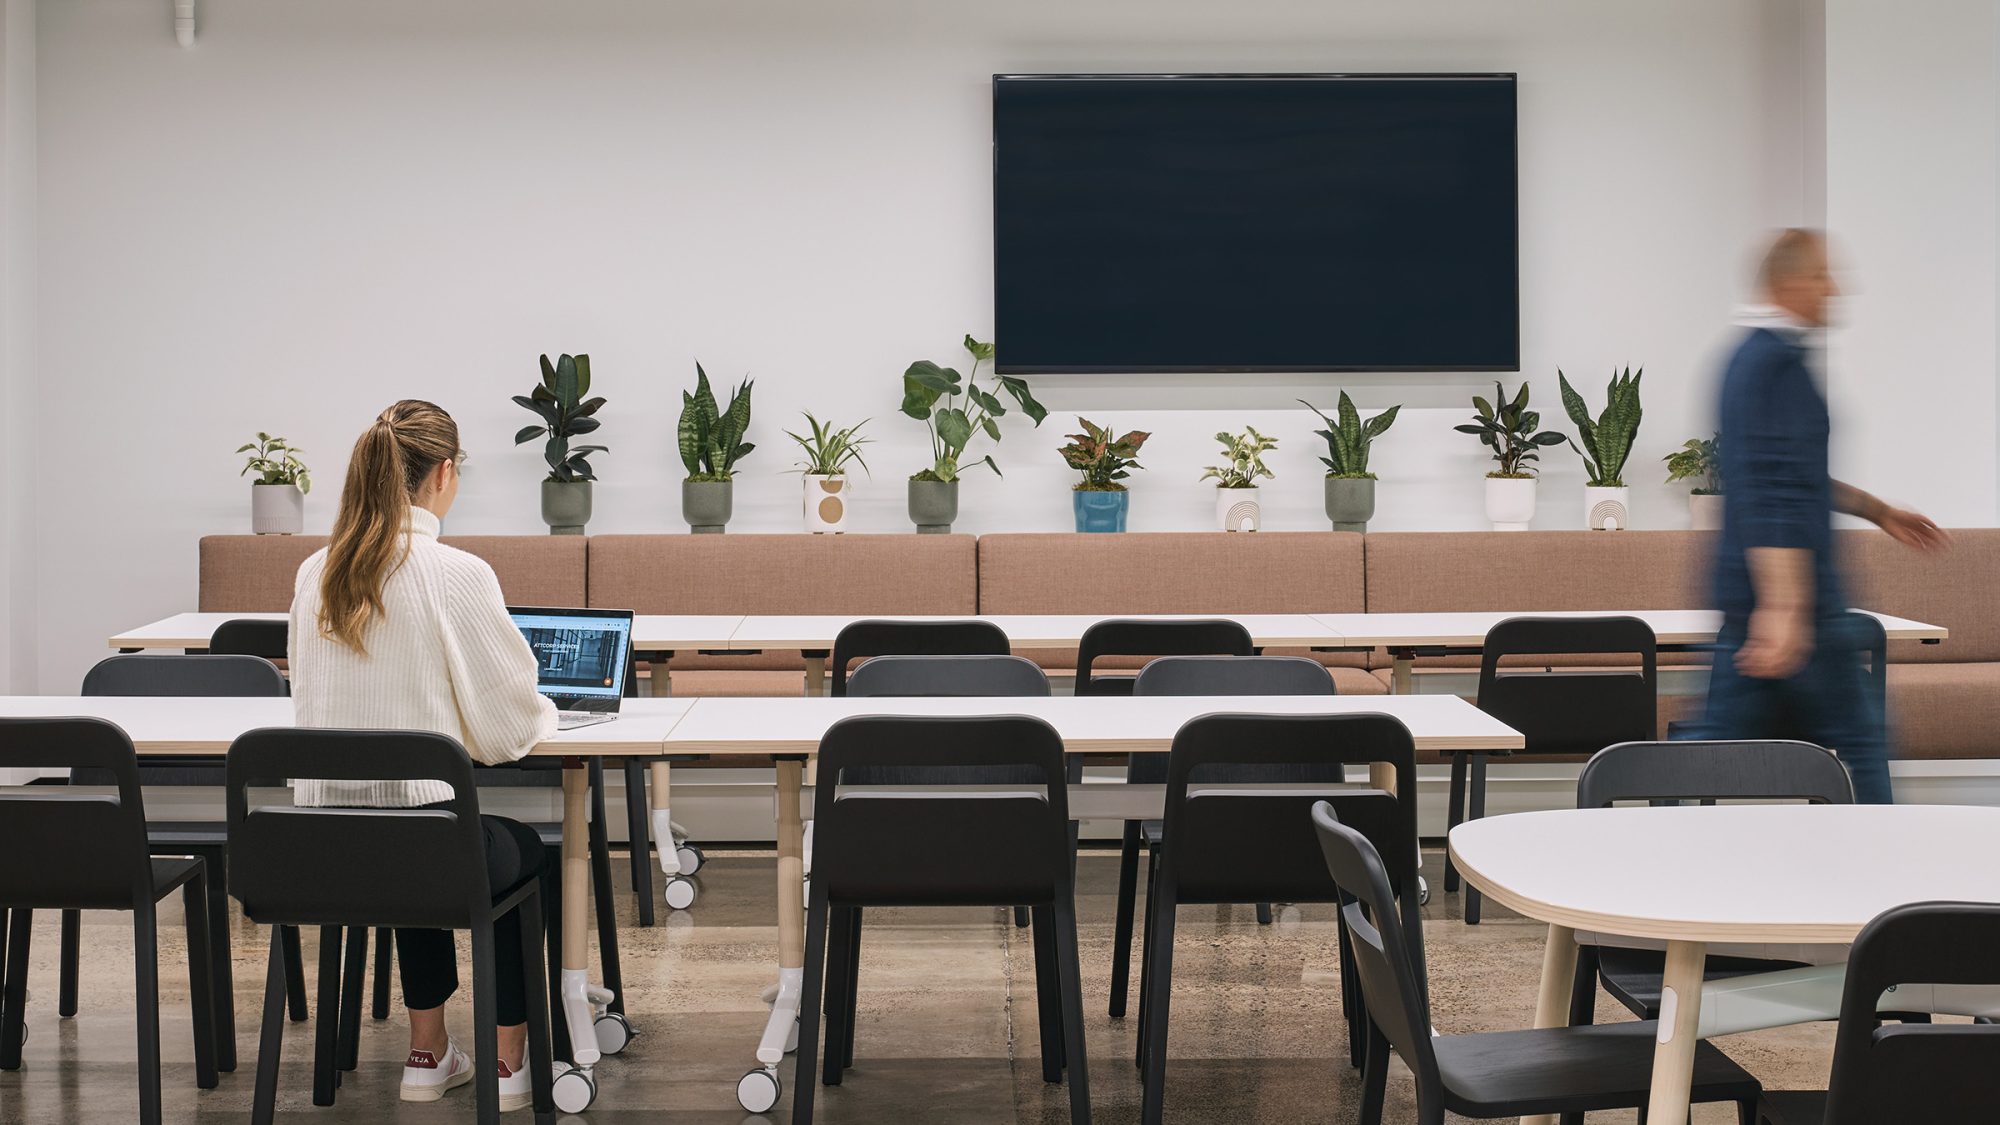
[992,73,1519,374]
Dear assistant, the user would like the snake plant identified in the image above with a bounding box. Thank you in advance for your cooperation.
[679,363,755,482]
[1300,393,1400,479]
[1559,367,1644,487]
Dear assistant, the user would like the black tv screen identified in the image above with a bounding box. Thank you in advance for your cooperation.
[992,73,1519,373]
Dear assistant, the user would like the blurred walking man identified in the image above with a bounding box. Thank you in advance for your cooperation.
[1702,228,1949,803]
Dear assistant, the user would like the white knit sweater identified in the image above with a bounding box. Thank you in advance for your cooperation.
[287,507,557,807]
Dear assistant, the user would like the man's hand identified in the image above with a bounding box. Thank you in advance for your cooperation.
[1738,604,1813,679]
[1877,506,1951,552]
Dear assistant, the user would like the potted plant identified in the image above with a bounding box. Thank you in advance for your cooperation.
[1453,381,1566,531]
[238,432,311,535]
[678,363,754,533]
[1559,367,1645,531]
[513,353,607,536]
[1665,433,1723,530]
[1301,393,1400,532]
[1059,418,1150,532]
[901,334,1046,533]
[786,412,871,534]
[1201,427,1278,532]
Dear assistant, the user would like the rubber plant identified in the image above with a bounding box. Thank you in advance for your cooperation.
[1060,418,1150,491]
[679,363,755,482]
[1454,381,1566,477]
[1301,393,1399,479]
[1559,367,1644,487]
[513,353,607,482]
[902,335,1046,481]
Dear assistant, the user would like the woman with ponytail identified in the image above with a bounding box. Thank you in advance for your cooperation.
[289,400,554,1109]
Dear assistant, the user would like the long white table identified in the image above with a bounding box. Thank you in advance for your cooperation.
[107,612,749,655]
[1449,804,2000,1124]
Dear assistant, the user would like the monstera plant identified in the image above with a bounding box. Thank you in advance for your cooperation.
[513,353,606,535]
[678,363,754,532]
[1560,366,1645,530]
[1302,393,1400,532]
[901,334,1045,533]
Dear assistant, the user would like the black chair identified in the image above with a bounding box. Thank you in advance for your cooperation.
[1074,618,1254,696]
[794,715,1089,1125]
[1757,902,2000,1124]
[0,717,221,1125]
[63,653,292,1067]
[208,617,290,660]
[227,727,556,1125]
[1669,609,1888,740]
[1453,615,1658,923]
[1311,801,1760,1125]
[829,618,1012,697]
[1109,655,1339,1021]
[1135,713,1418,1125]
[829,654,1065,1081]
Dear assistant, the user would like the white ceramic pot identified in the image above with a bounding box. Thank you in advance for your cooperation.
[803,474,849,534]
[1689,492,1723,532]
[1484,476,1536,531]
[1216,486,1261,532]
[1585,485,1632,531]
[251,483,304,535]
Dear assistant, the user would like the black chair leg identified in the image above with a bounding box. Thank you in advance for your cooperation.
[1052,896,1093,1125]
[1465,753,1488,924]
[251,928,288,1125]
[586,758,627,1017]
[1337,905,1365,1069]
[820,906,853,1086]
[542,863,571,1064]
[1032,906,1064,1083]
[371,927,393,1020]
[1133,849,1158,1070]
[198,846,239,1071]
[281,926,308,1022]
[1,909,30,1070]
[133,902,165,1125]
[311,926,342,1106]
[1569,943,1599,1028]
[1358,1021,1389,1125]
[1108,820,1141,1018]
[182,875,220,1091]
[841,907,861,1069]
[1137,877,1179,1125]
[58,908,81,1017]
[1443,752,1467,892]
[337,925,366,1073]
[517,890,557,1119]
[1255,902,1274,925]
[1013,905,1030,929]
[792,885,831,1125]
[625,760,656,928]
[469,919,501,1125]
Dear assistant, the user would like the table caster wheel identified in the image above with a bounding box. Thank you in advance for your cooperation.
[664,876,697,911]
[737,1067,782,1113]
[594,1011,633,1055]
[552,1065,597,1114]
[785,1016,800,1055]
[676,844,704,874]
[1418,875,1431,906]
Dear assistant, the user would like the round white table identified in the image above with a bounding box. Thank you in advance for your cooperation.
[1449,804,2000,1124]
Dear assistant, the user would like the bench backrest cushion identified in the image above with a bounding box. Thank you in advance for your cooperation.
[1842,528,1998,663]
[198,534,588,611]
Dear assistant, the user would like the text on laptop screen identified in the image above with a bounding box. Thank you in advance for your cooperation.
[512,613,631,699]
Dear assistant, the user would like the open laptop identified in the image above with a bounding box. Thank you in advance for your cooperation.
[509,606,635,730]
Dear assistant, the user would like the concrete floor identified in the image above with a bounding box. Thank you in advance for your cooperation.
[1,847,1834,1123]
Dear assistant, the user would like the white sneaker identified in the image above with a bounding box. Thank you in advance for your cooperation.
[400,1039,473,1102]
[497,1053,533,1113]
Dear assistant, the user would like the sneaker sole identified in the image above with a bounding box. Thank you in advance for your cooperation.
[500,1087,533,1112]
[400,1066,474,1102]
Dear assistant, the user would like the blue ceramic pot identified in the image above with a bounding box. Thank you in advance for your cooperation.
[1073,489,1129,532]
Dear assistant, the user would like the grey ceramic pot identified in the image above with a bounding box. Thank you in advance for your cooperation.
[908,479,959,534]
[1324,476,1376,533]
[683,479,734,533]
[541,480,593,536]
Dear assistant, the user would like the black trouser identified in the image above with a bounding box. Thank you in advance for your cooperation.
[395,814,545,1026]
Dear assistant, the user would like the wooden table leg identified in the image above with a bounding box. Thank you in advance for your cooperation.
[562,764,590,971]
[1390,653,1413,695]
[1645,939,1707,1123]
[1520,924,1580,1125]
[649,659,671,698]
[775,760,805,970]
[803,655,826,697]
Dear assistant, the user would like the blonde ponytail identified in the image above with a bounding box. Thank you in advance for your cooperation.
[319,400,459,652]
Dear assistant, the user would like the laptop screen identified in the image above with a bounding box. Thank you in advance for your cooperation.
[510,610,632,700]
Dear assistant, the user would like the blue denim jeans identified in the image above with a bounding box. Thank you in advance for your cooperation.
[1694,612,1892,804]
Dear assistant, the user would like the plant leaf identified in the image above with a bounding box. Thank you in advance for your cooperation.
[995,375,1046,424]
[936,407,973,454]
[513,424,545,446]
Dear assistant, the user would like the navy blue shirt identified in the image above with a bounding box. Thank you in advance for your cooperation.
[1713,326,1844,621]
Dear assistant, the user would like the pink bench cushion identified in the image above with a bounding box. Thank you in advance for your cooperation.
[198,534,587,611]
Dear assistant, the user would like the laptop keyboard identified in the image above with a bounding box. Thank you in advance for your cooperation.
[556,711,618,730]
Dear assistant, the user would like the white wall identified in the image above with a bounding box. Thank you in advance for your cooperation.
[2,0,35,698]
[26,0,1829,690]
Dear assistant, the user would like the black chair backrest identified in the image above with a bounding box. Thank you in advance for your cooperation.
[225,728,493,930]
[1075,619,1254,696]
[1311,802,1441,1088]
[829,619,1011,697]
[1159,713,1415,905]
[0,717,154,910]
[812,715,1073,907]
[1477,616,1658,757]
[209,618,289,661]
[847,654,1050,699]
[77,654,292,784]
[1578,740,1854,807]
[1824,902,2000,1123]
[1128,655,1344,785]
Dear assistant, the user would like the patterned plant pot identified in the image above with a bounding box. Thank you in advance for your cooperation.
[1072,489,1129,532]
[804,474,849,534]
[1585,485,1632,531]
[1215,486,1261,532]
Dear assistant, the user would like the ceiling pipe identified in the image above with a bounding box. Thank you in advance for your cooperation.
[174,0,195,48]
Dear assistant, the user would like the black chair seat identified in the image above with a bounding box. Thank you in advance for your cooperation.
[1436,1018,1760,1117]
[144,823,229,848]
[150,857,206,897]
[1139,820,1162,846]
[1755,1088,1826,1124]
[1597,947,1810,1018]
